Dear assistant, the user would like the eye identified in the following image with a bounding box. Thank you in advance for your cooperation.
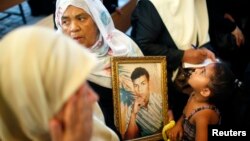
[78,15,87,21]
[142,82,146,86]
[134,84,138,89]
[61,19,70,26]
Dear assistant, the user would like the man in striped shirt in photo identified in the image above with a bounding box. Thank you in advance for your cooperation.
[124,67,163,140]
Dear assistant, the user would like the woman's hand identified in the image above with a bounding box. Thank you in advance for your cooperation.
[183,48,207,64]
[231,26,245,47]
[49,94,91,141]
[200,48,216,62]
[224,13,245,47]
[49,84,98,141]
[183,47,216,64]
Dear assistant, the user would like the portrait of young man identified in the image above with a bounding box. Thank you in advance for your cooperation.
[124,67,163,140]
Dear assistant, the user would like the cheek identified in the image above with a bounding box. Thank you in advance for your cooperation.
[143,85,148,92]
[62,27,70,36]
[187,77,193,85]
[83,26,98,45]
[189,77,208,89]
[88,22,98,36]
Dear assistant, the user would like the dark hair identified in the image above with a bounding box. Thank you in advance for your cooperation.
[207,62,235,126]
[208,63,234,98]
[206,60,250,128]
[131,67,149,82]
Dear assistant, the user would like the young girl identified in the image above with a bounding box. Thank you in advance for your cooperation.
[166,62,234,141]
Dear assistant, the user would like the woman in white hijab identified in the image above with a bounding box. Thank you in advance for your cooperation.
[0,26,119,141]
[55,0,143,138]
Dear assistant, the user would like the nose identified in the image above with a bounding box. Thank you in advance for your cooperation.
[139,86,143,92]
[70,21,80,32]
[135,85,141,92]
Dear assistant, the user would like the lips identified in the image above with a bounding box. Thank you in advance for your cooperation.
[73,36,83,41]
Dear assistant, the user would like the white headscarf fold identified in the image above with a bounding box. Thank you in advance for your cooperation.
[149,0,210,50]
[0,26,118,141]
[56,0,143,88]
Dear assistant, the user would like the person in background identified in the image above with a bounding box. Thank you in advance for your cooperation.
[207,0,250,133]
[102,0,119,14]
[166,62,235,141]
[242,63,250,129]
[28,0,55,16]
[207,0,249,81]
[55,0,143,138]
[124,67,163,139]
[130,0,216,121]
[0,26,119,141]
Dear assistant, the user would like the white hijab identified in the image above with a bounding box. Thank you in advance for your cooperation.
[149,0,210,50]
[55,0,143,88]
[0,26,119,141]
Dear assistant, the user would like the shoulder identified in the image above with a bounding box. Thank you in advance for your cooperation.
[133,0,159,16]
[193,106,220,125]
[151,92,162,99]
[137,0,154,7]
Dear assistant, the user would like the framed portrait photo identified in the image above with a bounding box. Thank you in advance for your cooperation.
[111,56,168,141]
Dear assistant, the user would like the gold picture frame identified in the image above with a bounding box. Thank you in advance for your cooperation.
[111,56,168,141]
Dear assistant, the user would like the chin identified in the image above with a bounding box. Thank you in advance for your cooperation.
[79,42,89,48]
[187,79,193,87]
[77,40,84,45]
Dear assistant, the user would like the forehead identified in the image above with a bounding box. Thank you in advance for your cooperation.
[133,75,148,83]
[63,5,89,16]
